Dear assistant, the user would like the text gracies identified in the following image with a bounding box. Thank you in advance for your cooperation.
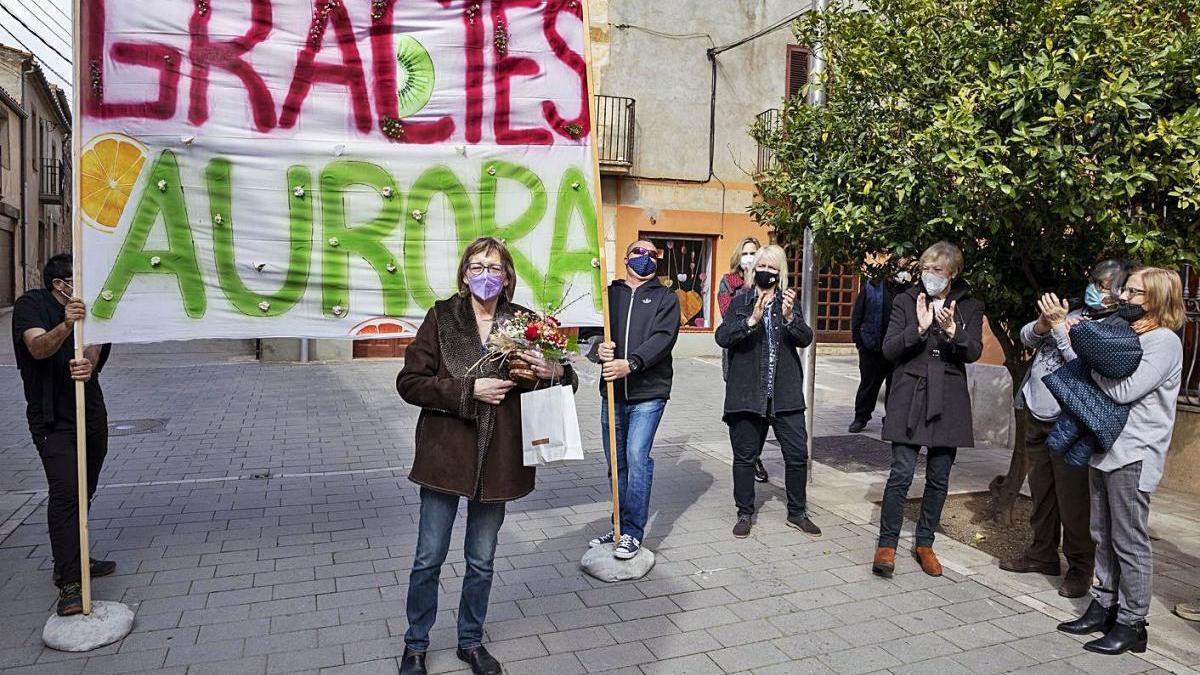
[82,0,591,145]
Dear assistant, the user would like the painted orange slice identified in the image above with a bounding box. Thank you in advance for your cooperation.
[80,133,148,232]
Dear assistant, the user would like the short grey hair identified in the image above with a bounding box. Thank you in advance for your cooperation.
[1090,259,1126,298]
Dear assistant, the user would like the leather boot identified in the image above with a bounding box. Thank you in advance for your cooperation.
[913,546,942,577]
[1057,600,1118,635]
[399,648,427,675]
[1084,620,1148,655]
[872,547,896,578]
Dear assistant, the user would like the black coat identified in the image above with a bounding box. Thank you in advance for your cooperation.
[715,290,814,420]
[881,279,985,449]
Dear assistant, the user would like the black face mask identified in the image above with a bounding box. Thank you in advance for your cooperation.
[754,270,779,289]
[1115,302,1147,323]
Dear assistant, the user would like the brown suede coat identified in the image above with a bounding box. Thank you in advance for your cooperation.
[397,294,578,503]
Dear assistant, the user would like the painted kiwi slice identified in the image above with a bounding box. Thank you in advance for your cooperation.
[396,35,436,118]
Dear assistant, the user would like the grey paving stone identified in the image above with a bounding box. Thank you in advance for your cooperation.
[666,607,740,632]
[266,646,344,674]
[185,656,270,675]
[638,653,722,675]
[940,621,1015,650]
[890,654,976,675]
[641,630,723,660]
[575,642,657,672]
[950,643,1039,674]
[504,653,586,675]
[540,626,615,654]
[817,645,903,675]
[706,640,790,672]
[705,618,783,648]
[605,616,681,644]
[878,632,962,663]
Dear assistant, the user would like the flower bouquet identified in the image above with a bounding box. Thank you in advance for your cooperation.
[468,311,571,378]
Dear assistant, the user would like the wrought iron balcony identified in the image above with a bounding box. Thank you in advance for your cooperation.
[755,108,782,177]
[39,158,63,204]
[596,95,635,174]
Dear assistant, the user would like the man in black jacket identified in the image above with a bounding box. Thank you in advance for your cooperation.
[11,254,116,616]
[849,266,909,433]
[586,240,681,560]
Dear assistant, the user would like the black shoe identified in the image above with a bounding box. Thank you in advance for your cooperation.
[733,515,752,538]
[1057,600,1118,635]
[753,459,769,483]
[1084,621,1148,655]
[53,559,118,586]
[786,514,822,536]
[1058,569,1093,599]
[456,645,501,675]
[400,648,427,675]
[848,419,868,433]
[999,556,1061,576]
[56,582,83,617]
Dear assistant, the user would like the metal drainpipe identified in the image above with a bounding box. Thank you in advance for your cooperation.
[300,338,310,363]
[18,62,32,292]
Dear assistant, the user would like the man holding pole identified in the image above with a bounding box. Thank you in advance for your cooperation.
[587,240,681,560]
[12,254,115,616]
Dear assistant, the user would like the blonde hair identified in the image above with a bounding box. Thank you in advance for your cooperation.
[920,241,964,278]
[1128,267,1185,332]
[729,237,762,272]
[753,245,790,291]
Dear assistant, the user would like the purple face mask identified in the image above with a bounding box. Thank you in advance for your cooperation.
[468,272,505,301]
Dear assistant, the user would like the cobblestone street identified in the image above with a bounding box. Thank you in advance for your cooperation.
[1,347,1198,674]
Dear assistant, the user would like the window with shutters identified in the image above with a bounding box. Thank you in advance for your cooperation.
[786,46,810,101]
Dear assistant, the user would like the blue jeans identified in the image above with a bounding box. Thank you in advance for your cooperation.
[405,487,506,652]
[877,443,957,549]
[601,398,666,542]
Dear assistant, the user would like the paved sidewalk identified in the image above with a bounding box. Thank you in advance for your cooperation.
[0,352,1197,674]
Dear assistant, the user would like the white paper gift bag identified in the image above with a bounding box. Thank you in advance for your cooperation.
[520,385,584,467]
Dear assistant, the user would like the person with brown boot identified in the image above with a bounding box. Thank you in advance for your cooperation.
[872,243,983,579]
[1000,261,1125,597]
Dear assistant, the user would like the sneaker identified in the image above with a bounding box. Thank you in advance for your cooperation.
[53,558,118,586]
[848,419,868,433]
[732,515,752,538]
[614,534,640,560]
[753,459,769,483]
[56,582,83,617]
[786,514,822,536]
[589,530,615,548]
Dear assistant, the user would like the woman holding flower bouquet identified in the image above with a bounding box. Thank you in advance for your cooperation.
[396,237,578,675]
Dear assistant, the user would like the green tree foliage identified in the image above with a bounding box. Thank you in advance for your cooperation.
[753,0,1199,374]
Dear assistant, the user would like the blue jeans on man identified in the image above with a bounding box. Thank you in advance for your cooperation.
[405,487,506,652]
[601,398,667,542]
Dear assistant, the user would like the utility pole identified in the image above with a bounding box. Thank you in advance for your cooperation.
[802,0,829,481]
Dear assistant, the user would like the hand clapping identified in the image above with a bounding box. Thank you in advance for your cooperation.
[936,301,958,337]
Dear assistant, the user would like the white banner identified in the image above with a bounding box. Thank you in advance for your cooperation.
[79,0,603,344]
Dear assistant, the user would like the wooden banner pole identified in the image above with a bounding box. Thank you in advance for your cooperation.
[71,0,93,616]
[580,0,621,543]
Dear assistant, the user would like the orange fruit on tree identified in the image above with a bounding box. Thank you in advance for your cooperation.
[80,133,148,232]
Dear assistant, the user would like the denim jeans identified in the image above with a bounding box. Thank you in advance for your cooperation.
[877,443,957,548]
[601,398,667,542]
[728,409,808,518]
[404,487,506,652]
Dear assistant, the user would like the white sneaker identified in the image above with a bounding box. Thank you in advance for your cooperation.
[614,534,641,560]
[589,530,615,548]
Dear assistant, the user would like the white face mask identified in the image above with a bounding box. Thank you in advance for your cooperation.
[740,254,755,270]
[922,272,950,297]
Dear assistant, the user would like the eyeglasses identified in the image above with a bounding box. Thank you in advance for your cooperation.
[1121,286,1145,298]
[467,263,505,277]
[628,246,658,258]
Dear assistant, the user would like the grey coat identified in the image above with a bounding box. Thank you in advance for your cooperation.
[881,279,985,449]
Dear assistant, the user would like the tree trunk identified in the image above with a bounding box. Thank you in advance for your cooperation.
[986,318,1033,526]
